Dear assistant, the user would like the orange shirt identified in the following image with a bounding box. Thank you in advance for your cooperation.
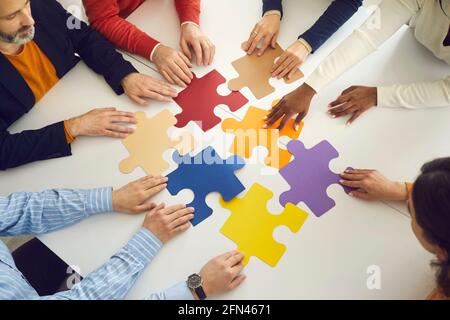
[4,41,75,143]
[5,41,59,102]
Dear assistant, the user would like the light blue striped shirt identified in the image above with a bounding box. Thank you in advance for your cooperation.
[0,187,193,300]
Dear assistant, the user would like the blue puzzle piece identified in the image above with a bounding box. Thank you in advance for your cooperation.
[167,146,246,226]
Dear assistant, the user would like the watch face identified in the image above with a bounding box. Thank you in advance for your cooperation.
[187,273,202,289]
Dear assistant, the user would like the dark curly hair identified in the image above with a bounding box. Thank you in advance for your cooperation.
[412,157,450,297]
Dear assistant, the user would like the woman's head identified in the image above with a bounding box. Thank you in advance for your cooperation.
[410,157,450,297]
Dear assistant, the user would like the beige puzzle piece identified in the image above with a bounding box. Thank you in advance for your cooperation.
[228,42,304,99]
[119,110,195,175]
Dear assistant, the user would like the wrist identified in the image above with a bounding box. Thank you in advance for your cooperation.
[181,21,199,30]
[187,273,208,300]
[189,287,200,300]
[300,83,316,97]
[66,117,80,138]
[392,181,409,201]
[297,38,312,54]
[143,224,166,243]
[150,43,162,62]
[198,271,210,297]
[121,72,135,88]
[263,10,281,19]
[111,189,121,212]
[373,87,379,107]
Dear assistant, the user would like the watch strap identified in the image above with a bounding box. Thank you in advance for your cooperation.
[195,286,207,300]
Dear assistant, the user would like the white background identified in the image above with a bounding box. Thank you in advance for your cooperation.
[1,0,449,299]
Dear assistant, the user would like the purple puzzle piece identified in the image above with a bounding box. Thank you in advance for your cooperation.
[279,140,353,217]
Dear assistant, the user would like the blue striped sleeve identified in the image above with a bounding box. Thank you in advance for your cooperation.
[43,228,163,300]
[146,281,194,300]
[0,187,112,236]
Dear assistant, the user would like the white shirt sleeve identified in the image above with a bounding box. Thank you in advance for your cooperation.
[305,0,418,93]
[378,75,450,108]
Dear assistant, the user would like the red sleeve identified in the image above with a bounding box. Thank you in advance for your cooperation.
[175,0,201,25]
[82,0,159,60]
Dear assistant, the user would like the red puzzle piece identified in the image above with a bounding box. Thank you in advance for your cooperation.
[173,70,248,131]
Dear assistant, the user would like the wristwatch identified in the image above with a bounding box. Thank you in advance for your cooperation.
[187,273,207,300]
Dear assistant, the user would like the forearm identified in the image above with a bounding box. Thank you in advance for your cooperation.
[300,0,363,52]
[83,0,159,59]
[378,76,450,109]
[305,0,415,93]
[0,122,71,171]
[0,187,111,236]
[175,0,201,25]
[47,0,137,94]
[42,228,162,300]
[91,16,159,60]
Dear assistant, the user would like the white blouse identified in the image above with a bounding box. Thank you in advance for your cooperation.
[305,0,450,109]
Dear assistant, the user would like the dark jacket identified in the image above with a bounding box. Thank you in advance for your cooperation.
[262,0,363,52]
[0,0,137,170]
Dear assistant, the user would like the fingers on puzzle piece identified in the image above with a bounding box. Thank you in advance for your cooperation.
[221,101,303,168]
[228,42,304,99]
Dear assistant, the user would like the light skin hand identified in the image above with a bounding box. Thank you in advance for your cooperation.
[112,175,168,214]
[152,45,193,88]
[243,14,280,56]
[142,203,195,243]
[271,40,309,80]
[339,168,408,201]
[191,250,246,299]
[121,72,178,105]
[180,23,215,66]
[66,107,137,139]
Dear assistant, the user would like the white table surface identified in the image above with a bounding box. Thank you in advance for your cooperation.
[1,0,449,299]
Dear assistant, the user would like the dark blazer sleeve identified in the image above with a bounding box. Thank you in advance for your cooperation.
[262,0,283,18]
[299,0,363,52]
[0,119,71,171]
[49,0,138,95]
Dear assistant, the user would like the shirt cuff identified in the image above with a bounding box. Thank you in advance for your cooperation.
[85,187,113,216]
[123,228,163,266]
[377,85,400,108]
[297,38,312,54]
[263,10,282,18]
[181,21,199,28]
[147,281,195,300]
[63,120,76,144]
[305,71,329,93]
[150,43,162,62]
[405,182,413,198]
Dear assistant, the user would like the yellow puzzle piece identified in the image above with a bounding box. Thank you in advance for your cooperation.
[221,101,303,168]
[119,110,195,175]
[219,183,308,267]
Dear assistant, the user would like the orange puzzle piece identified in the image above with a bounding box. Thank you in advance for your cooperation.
[221,101,303,168]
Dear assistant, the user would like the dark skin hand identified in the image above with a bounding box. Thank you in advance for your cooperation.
[328,86,377,125]
[264,83,316,130]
